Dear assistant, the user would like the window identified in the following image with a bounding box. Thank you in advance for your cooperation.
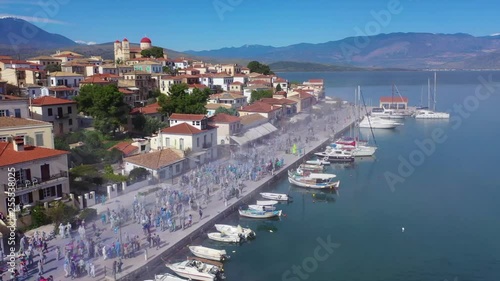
[0,136,7,142]
[68,119,73,126]
[141,145,146,151]
[48,108,53,116]
[67,106,72,114]
[165,137,170,147]
[19,193,33,204]
[0,110,9,117]
[35,133,44,146]
[176,164,180,173]
[179,138,184,150]
[24,135,34,146]
[159,170,166,179]
[197,137,199,147]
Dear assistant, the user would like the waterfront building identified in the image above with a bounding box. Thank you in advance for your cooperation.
[379,96,409,110]
[208,113,242,145]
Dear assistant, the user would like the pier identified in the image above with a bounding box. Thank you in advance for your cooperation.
[112,105,357,281]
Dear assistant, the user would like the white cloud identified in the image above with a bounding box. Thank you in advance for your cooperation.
[75,40,97,45]
[490,33,500,37]
[0,14,67,24]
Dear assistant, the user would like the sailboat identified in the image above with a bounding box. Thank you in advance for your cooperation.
[415,72,450,119]
[348,86,378,156]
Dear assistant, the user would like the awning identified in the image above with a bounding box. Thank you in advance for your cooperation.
[230,122,278,146]
[128,87,140,91]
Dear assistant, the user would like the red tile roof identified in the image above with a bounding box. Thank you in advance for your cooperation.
[208,113,240,123]
[161,123,203,135]
[169,113,206,121]
[0,59,29,64]
[31,96,76,106]
[308,79,324,84]
[124,148,183,170]
[274,78,287,83]
[230,81,243,85]
[130,102,161,115]
[0,142,69,166]
[48,86,74,92]
[119,88,135,94]
[274,91,287,96]
[298,91,314,99]
[260,98,297,105]
[380,96,408,103]
[188,84,207,89]
[80,77,112,84]
[109,141,138,156]
[0,56,12,60]
[239,101,280,113]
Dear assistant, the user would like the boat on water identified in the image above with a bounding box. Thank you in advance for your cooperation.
[144,273,191,281]
[305,157,330,165]
[166,260,224,281]
[189,246,228,262]
[314,147,355,163]
[298,163,324,172]
[358,116,402,129]
[288,169,340,189]
[238,208,282,219]
[207,232,241,243]
[256,200,279,206]
[370,107,406,119]
[260,192,289,201]
[330,143,377,157]
[336,136,368,146]
[248,204,276,211]
[214,224,255,239]
[414,72,450,119]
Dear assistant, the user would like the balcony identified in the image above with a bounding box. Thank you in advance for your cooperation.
[3,171,68,193]
[202,142,212,149]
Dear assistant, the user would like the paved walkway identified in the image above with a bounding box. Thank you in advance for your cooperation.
[15,105,357,281]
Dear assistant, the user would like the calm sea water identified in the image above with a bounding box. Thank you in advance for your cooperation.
[155,71,500,281]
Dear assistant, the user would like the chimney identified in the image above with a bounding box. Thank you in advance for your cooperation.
[13,136,24,152]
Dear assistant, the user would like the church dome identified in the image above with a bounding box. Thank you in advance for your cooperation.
[140,37,152,43]
[123,38,128,42]
[115,40,120,43]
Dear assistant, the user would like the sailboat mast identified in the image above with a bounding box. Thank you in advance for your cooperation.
[433,72,437,111]
[427,78,431,109]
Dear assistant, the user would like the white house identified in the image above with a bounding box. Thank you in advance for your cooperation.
[48,71,84,89]
[207,113,242,145]
[208,92,247,109]
[159,75,182,95]
[212,74,233,92]
[30,96,78,135]
[0,95,30,118]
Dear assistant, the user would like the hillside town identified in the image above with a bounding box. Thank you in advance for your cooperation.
[0,36,329,255]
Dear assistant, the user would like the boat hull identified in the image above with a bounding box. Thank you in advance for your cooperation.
[214,224,255,239]
[260,192,289,201]
[189,246,227,262]
[314,153,355,163]
[238,209,282,219]
[207,232,241,243]
[288,176,340,189]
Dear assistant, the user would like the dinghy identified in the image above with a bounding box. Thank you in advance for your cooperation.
[238,208,282,219]
[214,224,256,239]
[207,232,241,243]
[189,245,228,261]
[166,260,223,281]
[260,192,289,201]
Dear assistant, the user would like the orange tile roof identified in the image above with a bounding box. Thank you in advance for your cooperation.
[0,142,69,166]
[239,101,280,113]
[260,98,296,105]
[130,102,161,115]
[188,84,207,89]
[119,88,135,94]
[308,79,324,84]
[274,78,287,83]
[169,113,206,121]
[380,96,408,103]
[161,123,202,135]
[31,96,76,106]
[239,114,267,126]
[299,92,314,99]
[109,141,138,156]
[208,113,240,123]
[274,91,287,96]
[0,117,51,128]
[124,148,184,170]
[49,86,74,92]
[230,81,243,85]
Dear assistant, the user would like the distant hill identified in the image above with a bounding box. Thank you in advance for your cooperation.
[0,17,77,54]
[269,61,366,72]
[185,33,500,69]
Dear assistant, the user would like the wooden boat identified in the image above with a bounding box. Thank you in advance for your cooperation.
[207,232,241,243]
[188,246,228,262]
[214,224,256,239]
[298,163,324,172]
[166,260,223,281]
[187,256,224,268]
[238,209,282,219]
[260,192,289,201]
[288,169,340,189]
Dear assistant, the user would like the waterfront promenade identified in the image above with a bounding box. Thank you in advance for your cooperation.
[17,104,357,281]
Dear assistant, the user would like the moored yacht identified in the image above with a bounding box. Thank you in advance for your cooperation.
[314,147,355,162]
[288,169,340,189]
[166,260,224,281]
[358,116,402,129]
[414,109,450,119]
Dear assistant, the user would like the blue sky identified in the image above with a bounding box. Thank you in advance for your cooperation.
[1,0,499,51]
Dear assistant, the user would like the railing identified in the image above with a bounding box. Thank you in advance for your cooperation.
[3,171,68,192]
[202,142,212,149]
[55,113,71,119]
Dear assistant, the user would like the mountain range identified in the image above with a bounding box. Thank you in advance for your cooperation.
[1,18,500,70]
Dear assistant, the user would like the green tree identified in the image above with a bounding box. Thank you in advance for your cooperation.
[54,136,70,151]
[45,64,61,72]
[247,61,274,75]
[275,84,282,92]
[214,106,238,116]
[46,201,79,230]
[143,116,167,135]
[250,89,273,103]
[159,84,211,116]
[141,47,164,58]
[132,114,146,131]
[103,164,127,183]
[128,167,150,182]
[75,84,130,136]
[162,66,176,75]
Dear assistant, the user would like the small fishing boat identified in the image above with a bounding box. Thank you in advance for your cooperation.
[166,260,224,281]
[214,224,256,239]
[207,232,241,243]
[305,157,330,165]
[248,204,276,211]
[314,148,354,163]
[256,200,279,206]
[144,273,191,281]
[238,208,282,219]
[288,169,340,189]
[260,192,289,201]
[189,245,228,262]
[298,163,324,172]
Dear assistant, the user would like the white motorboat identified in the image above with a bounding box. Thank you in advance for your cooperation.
[166,260,223,281]
[414,109,450,119]
[371,107,405,119]
[249,204,276,211]
[189,246,228,262]
[305,157,330,165]
[238,209,282,219]
[145,273,192,281]
[331,143,377,157]
[256,200,279,206]
[314,148,355,163]
[358,116,402,129]
[214,224,256,239]
[260,192,289,201]
[288,169,340,189]
[207,232,241,243]
[298,163,324,172]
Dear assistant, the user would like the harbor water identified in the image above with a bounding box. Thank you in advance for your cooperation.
[152,71,500,281]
